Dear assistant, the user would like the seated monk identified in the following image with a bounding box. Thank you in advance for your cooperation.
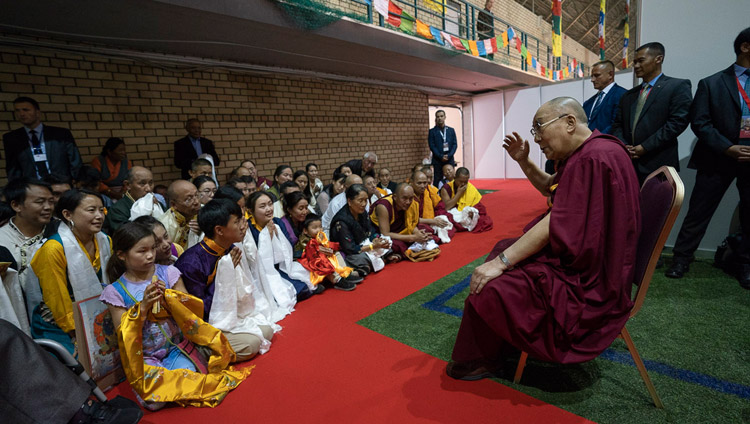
[446,97,640,380]
[370,184,432,262]
[440,167,493,233]
[410,170,453,241]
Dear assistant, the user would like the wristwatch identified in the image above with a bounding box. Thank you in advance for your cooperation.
[498,252,513,270]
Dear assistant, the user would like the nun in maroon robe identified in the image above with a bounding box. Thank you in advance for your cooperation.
[450,130,641,369]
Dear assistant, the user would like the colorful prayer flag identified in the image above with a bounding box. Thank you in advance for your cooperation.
[501,32,508,48]
[552,0,562,57]
[373,0,389,17]
[431,27,444,45]
[515,37,522,52]
[623,0,630,67]
[451,35,466,51]
[477,40,487,56]
[468,40,479,56]
[460,38,471,52]
[599,0,606,60]
[399,10,414,34]
[532,57,537,68]
[416,19,433,39]
[521,44,527,58]
[507,27,515,41]
[526,53,532,66]
[387,0,402,27]
[564,68,569,78]
[424,0,444,14]
[484,38,494,54]
[442,31,453,47]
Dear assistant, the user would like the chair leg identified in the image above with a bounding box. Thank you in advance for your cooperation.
[620,327,664,408]
[513,351,528,384]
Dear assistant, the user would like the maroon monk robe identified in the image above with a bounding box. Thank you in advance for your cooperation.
[452,131,640,364]
[442,184,493,233]
[413,190,456,243]
[370,197,410,256]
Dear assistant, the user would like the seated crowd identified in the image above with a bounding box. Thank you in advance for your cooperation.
[0,118,494,416]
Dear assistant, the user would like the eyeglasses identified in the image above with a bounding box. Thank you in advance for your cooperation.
[199,188,217,195]
[182,195,198,205]
[530,114,569,138]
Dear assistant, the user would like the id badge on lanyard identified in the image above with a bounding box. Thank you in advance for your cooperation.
[737,77,750,140]
[441,129,449,152]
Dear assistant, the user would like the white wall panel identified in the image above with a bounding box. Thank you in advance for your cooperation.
[471,91,505,179]
[503,87,542,178]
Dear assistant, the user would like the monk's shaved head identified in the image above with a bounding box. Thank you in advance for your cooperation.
[537,97,589,124]
[541,97,588,124]
[345,174,363,188]
[455,167,470,178]
[395,183,413,197]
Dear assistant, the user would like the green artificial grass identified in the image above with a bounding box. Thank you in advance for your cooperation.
[358,257,750,423]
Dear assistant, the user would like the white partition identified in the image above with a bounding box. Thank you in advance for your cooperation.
[471,92,506,178]
[502,87,542,178]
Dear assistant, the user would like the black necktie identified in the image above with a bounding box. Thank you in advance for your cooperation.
[591,91,604,117]
[30,130,49,177]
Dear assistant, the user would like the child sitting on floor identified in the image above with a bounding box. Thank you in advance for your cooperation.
[297,214,362,292]
[100,222,249,411]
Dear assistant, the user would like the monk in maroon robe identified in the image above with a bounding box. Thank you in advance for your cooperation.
[447,97,641,380]
[370,184,432,259]
[440,167,493,233]
[410,170,454,242]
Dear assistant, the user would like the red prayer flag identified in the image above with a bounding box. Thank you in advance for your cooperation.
[515,37,522,52]
[450,35,466,51]
[490,37,497,53]
[387,0,402,27]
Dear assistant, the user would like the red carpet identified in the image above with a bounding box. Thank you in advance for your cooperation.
[109,179,595,424]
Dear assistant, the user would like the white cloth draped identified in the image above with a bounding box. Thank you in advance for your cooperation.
[209,254,280,355]
[0,223,45,319]
[58,224,110,300]
[241,226,298,322]
[430,215,454,244]
[449,206,479,232]
[1,268,29,335]
[129,193,165,221]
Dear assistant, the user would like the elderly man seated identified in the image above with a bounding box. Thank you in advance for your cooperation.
[440,167,493,233]
[446,97,640,380]
[103,166,161,233]
[159,180,202,250]
[343,152,377,178]
[370,184,433,262]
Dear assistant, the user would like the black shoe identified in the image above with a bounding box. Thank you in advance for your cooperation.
[738,264,750,290]
[70,399,143,424]
[655,257,665,269]
[314,284,326,295]
[343,273,364,284]
[665,261,689,279]
[334,279,357,291]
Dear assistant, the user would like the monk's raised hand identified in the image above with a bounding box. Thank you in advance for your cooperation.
[188,219,200,233]
[229,246,242,268]
[470,258,505,295]
[503,132,530,163]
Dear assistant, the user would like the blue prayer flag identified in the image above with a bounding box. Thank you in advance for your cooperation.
[507,27,515,41]
[430,27,444,45]
[477,41,486,56]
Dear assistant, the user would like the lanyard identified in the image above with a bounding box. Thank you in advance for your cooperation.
[737,76,750,109]
[440,128,446,141]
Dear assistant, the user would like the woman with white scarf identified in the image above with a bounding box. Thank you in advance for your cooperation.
[30,189,111,355]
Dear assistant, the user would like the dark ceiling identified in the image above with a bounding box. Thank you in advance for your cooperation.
[517,0,637,68]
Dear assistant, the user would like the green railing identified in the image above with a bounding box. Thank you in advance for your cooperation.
[330,0,586,76]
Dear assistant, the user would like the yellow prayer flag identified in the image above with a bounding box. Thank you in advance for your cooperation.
[526,54,532,66]
[424,0,444,14]
[416,19,433,39]
[469,40,479,56]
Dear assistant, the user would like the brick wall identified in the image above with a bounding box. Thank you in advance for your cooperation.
[0,45,430,187]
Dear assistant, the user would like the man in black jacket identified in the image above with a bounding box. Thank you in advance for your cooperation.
[666,28,750,288]
[612,42,693,183]
[2,97,82,183]
[173,118,220,180]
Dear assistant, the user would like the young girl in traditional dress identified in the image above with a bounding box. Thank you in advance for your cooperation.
[297,214,361,291]
[101,222,249,410]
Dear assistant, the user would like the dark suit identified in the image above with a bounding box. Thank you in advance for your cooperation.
[582,83,627,135]
[2,125,82,182]
[428,125,458,185]
[672,65,750,263]
[173,136,220,180]
[612,75,692,181]
[344,158,376,178]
